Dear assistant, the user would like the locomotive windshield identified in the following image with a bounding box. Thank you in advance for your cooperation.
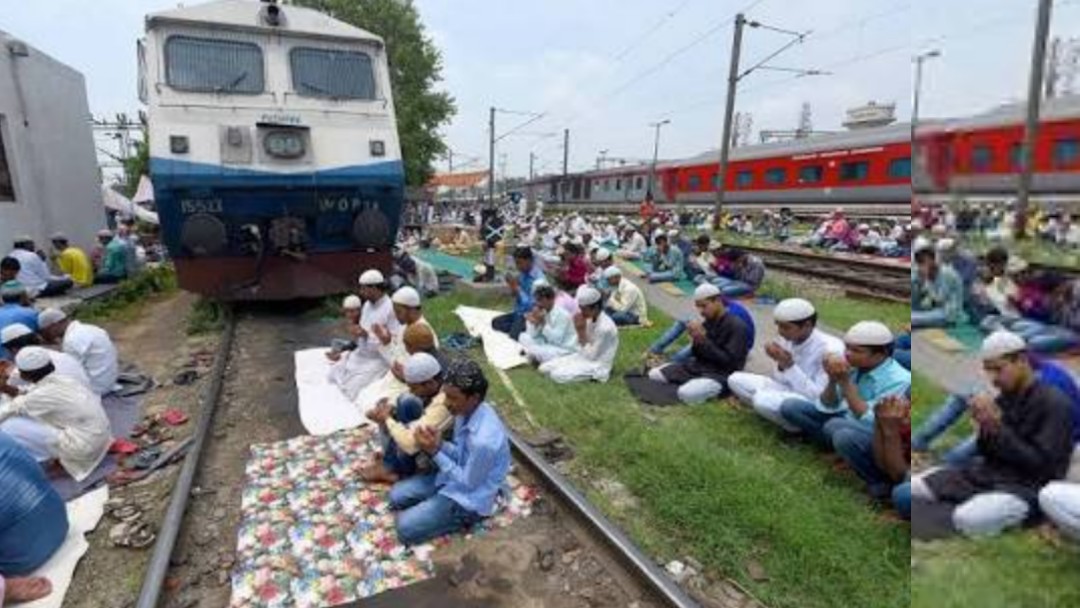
[165,36,265,94]
[289,48,375,100]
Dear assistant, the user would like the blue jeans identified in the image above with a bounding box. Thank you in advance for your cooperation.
[910,393,980,465]
[648,320,692,362]
[779,398,847,447]
[647,270,677,283]
[710,277,754,297]
[828,418,891,495]
[389,473,481,545]
[492,312,525,340]
[605,308,639,326]
[382,394,426,477]
[893,481,911,520]
[911,308,950,328]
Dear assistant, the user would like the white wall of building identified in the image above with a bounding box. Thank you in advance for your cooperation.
[0,30,104,255]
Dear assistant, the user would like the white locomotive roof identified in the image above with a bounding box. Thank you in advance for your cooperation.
[147,0,384,45]
[921,94,1080,133]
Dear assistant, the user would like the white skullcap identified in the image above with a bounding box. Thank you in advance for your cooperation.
[342,295,362,310]
[403,352,442,384]
[912,236,932,254]
[936,238,956,252]
[857,224,869,231]
[358,269,385,286]
[97,229,114,238]
[774,298,816,323]
[980,330,1027,360]
[15,347,51,372]
[38,308,67,329]
[51,232,68,241]
[0,323,32,345]
[668,229,680,237]
[602,266,622,279]
[392,286,421,308]
[694,283,721,301]
[473,264,487,275]
[595,248,612,262]
[1006,256,1028,274]
[930,224,947,235]
[844,321,894,346]
[576,286,602,307]
[531,279,550,294]
[13,234,33,244]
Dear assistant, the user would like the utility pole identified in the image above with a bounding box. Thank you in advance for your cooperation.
[488,106,496,203]
[561,128,569,203]
[648,120,670,200]
[912,50,941,151]
[1016,0,1054,239]
[529,151,536,205]
[447,149,454,174]
[712,13,745,229]
[597,149,608,171]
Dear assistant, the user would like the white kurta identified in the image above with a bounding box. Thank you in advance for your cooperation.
[728,329,845,429]
[414,259,440,294]
[354,317,438,414]
[520,305,579,364]
[0,374,111,480]
[62,320,119,396]
[539,313,619,383]
[608,278,647,321]
[328,295,400,401]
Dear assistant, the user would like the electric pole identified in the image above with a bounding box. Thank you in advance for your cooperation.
[712,13,745,229]
[447,149,454,174]
[1016,0,1054,239]
[488,106,496,203]
[561,128,569,203]
[529,151,536,204]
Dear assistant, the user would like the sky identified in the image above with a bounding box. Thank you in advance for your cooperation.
[4,0,1080,180]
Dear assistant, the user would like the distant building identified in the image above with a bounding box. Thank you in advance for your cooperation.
[0,30,103,252]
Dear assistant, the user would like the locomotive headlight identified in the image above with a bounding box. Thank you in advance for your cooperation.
[264,131,306,159]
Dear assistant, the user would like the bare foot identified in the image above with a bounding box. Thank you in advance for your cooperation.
[6,576,53,603]
[359,462,399,485]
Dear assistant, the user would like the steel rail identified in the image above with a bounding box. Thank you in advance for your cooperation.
[135,306,236,608]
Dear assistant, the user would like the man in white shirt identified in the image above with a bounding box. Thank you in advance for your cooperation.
[617,230,648,260]
[1,324,90,387]
[0,347,111,480]
[602,267,647,326]
[328,270,401,401]
[37,309,118,396]
[7,237,73,298]
[538,287,619,383]
[727,299,845,431]
[519,283,579,364]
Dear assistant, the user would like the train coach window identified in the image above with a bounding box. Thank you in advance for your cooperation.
[291,48,376,100]
[971,146,993,172]
[1010,143,1023,170]
[888,157,911,179]
[165,36,264,94]
[764,168,786,185]
[616,178,622,191]
[635,176,644,190]
[798,165,823,183]
[839,161,869,181]
[736,170,753,188]
[688,175,702,191]
[1053,138,1080,168]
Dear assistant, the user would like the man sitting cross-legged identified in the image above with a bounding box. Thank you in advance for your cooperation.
[518,283,579,365]
[388,359,510,545]
[779,321,910,446]
[912,330,1074,536]
[361,352,451,485]
[728,298,844,431]
[602,266,647,327]
[645,284,752,404]
[537,286,619,384]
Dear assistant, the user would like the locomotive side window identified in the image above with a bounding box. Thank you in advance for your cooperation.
[971,146,993,172]
[839,161,869,181]
[291,48,376,100]
[735,170,753,188]
[1052,138,1080,169]
[764,168,786,185]
[887,157,911,179]
[165,36,265,94]
[798,165,823,183]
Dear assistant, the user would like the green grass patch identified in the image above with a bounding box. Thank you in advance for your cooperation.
[424,286,909,608]
[757,276,910,333]
[960,234,1080,270]
[185,297,227,335]
[75,266,177,324]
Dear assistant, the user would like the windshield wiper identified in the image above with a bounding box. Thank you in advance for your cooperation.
[300,80,335,97]
[217,71,249,93]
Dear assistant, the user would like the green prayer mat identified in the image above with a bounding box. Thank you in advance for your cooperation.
[415,249,476,279]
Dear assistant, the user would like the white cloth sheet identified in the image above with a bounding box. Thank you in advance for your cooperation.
[454,306,529,370]
[20,487,108,608]
[295,348,368,436]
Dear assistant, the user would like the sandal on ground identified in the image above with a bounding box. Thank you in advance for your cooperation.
[109,520,156,549]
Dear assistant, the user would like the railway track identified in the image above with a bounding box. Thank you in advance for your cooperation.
[736,244,911,302]
[133,306,708,608]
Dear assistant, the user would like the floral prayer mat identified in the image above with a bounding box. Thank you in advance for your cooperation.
[230,426,539,608]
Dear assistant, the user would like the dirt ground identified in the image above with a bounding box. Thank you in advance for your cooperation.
[62,294,674,608]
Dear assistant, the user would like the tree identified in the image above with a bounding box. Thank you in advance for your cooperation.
[293,0,455,186]
[122,135,150,198]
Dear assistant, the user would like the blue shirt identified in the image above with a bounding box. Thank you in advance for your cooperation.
[0,433,68,574]
[816,357,911,423]
[433,401,512,517]
[0,303,38,361]
[725,300,756,349]
[513,265,546,316]
[1034,358,1080,444]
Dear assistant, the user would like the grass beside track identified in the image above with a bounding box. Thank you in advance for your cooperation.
[420,286,909,608]
[910,374,1080,607]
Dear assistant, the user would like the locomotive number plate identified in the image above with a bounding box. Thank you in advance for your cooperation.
[180,198,224,214]
[318,196,377,213]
